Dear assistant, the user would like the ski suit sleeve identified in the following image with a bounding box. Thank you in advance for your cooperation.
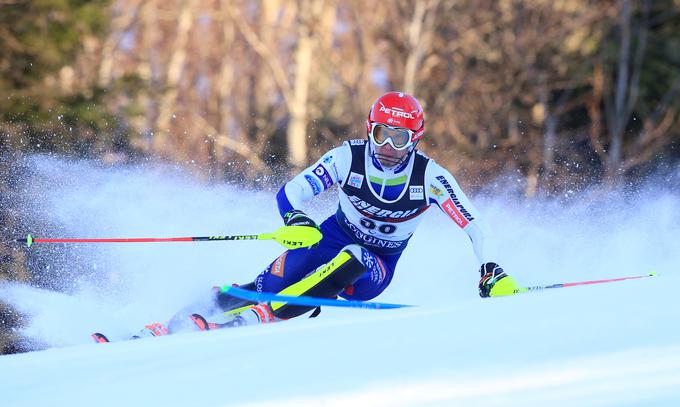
[276,144,351,218]
[425,161,499,264]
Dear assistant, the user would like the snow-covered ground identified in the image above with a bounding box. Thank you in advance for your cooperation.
[1,155,679,407]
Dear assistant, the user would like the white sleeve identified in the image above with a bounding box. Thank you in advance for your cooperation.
[425,161,498,264]
[461,218,499,265]
[283,144,352,209]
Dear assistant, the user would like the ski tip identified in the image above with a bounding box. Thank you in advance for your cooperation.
[91,332,110,343]
[649,271,658,277]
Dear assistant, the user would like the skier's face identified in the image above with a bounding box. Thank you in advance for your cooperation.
[376,142,408,167]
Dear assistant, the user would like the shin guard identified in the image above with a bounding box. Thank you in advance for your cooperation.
[270,245,366,319]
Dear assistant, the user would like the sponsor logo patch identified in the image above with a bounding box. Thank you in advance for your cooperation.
[271,252,288,277]
[378,103,416,119]
[349,139,365,145]
[322,154,333,164]
[347,195,421,220]
[313,164,333,189]
[429,185,444,197]
[342,217,405,250]
[409,185,424,200]
[435,176,475,224]
[361,248,386,284]
[443,198,469,228]
[348,172,364,188]
[304,175,322,195]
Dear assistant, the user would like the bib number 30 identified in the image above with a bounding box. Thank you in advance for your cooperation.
[360,218,397,234]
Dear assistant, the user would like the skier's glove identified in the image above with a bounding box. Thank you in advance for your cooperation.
[284,209,320,231]
[478,262,518,297]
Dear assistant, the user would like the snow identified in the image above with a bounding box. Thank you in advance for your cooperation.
[1,155,679,407]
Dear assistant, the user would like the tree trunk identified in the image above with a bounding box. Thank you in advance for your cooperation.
[154,0,196,157]
[287,29,314,168]
[403,0,438,94]
[98,1,141,88]
[286,0,330,168]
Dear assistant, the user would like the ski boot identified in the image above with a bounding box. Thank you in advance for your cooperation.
[189,302,274,331]
[189,313,247,331]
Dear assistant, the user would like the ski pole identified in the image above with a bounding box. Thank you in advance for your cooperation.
[492,272,657,297]
[14,225,322,250]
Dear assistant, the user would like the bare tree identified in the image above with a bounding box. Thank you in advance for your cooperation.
[79,0,678,190]
[153,0,198,158]
[593,0,680,180]
[603,0,647,178]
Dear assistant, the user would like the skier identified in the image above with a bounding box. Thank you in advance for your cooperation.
[205,91,518,328]
[114,91,517,341]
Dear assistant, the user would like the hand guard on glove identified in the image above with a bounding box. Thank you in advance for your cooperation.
[478,262,518,297]
[284,209,320,230]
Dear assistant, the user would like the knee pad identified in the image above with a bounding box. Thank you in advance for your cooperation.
[271,246,366,319]
[340,244,363,263]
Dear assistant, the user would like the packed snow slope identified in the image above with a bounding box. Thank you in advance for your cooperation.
[1,155,679,407]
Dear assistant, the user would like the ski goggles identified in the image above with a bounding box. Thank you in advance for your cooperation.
[369,123,414,150]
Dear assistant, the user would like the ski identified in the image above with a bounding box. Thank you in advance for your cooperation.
[90,312,238,343]
[90,321,174,343]
[222,285,413,309]
[188,313,236,330]
[90,286,411,344]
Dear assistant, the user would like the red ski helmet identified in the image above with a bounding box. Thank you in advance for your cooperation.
[365,92,425,147]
